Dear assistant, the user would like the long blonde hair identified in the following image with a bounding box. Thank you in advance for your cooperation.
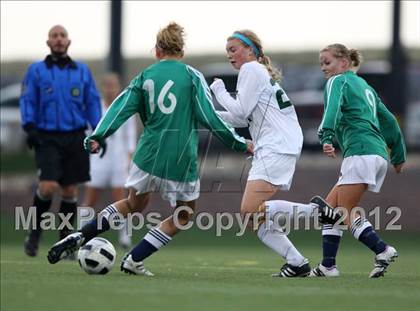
[321,43,363,72]
[229,30,282,81]
[156,22,185,57]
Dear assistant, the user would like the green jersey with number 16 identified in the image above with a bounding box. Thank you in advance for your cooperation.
[318,71,406,165]
[88,60,247,182]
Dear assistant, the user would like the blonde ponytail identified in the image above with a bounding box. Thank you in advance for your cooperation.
[259,54,282,81]
[349,49,363,70]
[322,43,363,72]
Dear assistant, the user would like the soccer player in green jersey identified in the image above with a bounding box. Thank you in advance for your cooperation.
[47,22,252,275]
[309,44,406,278]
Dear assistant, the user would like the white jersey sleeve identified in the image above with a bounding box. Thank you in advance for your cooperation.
[210,62,265,120]
[216,111,248,128]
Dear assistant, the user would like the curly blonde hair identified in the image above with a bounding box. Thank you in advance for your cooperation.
[156,22,185,57]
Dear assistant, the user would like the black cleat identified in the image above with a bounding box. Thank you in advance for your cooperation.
[59,230,77,260]
[272,260,311,277]
[24,230,42,257]
[311,195,342,225]
[47,232,84,264]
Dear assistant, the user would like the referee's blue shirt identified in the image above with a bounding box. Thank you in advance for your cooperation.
[20,56,102,132]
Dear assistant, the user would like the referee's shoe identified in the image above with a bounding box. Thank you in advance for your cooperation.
[24,229,42,257]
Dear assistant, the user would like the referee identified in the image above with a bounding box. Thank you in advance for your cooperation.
[19,25,101,257]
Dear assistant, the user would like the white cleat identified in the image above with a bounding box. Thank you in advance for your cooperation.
[120,254,154,276]
[369,246,398,278]
[309,263,340,277]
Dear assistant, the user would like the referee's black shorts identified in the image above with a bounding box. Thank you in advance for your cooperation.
[34,129,90,186]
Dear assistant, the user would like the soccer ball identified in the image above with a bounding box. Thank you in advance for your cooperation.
[77,237,116,275]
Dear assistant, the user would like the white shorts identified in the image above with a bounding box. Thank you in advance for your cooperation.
[125,163,200,207]
[337,155,388,193]
[87,160,127,188]
[248,153,298,191]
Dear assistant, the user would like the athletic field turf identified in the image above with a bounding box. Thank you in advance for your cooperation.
[1,216,419,311]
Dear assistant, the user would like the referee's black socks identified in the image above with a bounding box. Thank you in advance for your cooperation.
[32,191,53,234]
[59,197,77,239]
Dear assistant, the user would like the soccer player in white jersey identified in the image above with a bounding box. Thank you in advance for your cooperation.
[47,22,252,275]
[82,73,137,249]
[210,30,336,277]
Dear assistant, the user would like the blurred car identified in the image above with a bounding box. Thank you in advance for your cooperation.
[283,65,325,148]
[405,101,420,148]
[0,83,26,152]
[287,61,420,150]
[200,61,420,150]
[200,62,323,147]
[287,61,398,148]
[405,64,420,149]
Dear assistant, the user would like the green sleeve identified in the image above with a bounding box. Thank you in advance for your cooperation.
[187,66,247,152]
[376,99,407,165]
[318,75,345,145]
[88,75,143,144]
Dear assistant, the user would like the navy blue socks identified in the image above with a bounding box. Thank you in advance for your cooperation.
[321,224,342,268]
[130,227,172,262]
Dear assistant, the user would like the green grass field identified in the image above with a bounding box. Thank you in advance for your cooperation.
[1,215,419,311]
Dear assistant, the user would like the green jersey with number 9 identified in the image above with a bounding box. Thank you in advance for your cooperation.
[88,60,247,182]
[318,71,406,165]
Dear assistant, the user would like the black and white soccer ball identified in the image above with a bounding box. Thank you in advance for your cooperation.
[77,237,116,275]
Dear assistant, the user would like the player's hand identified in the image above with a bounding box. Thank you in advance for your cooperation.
[83,137,100,153]
[393,162,404,173]
[209,78,226,93]
[89,140,101,154]
[323,143,336,158]
[245,139,254,155]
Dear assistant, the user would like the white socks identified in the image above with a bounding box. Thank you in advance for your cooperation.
[255,200,313,266]
[257,220,306,267]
